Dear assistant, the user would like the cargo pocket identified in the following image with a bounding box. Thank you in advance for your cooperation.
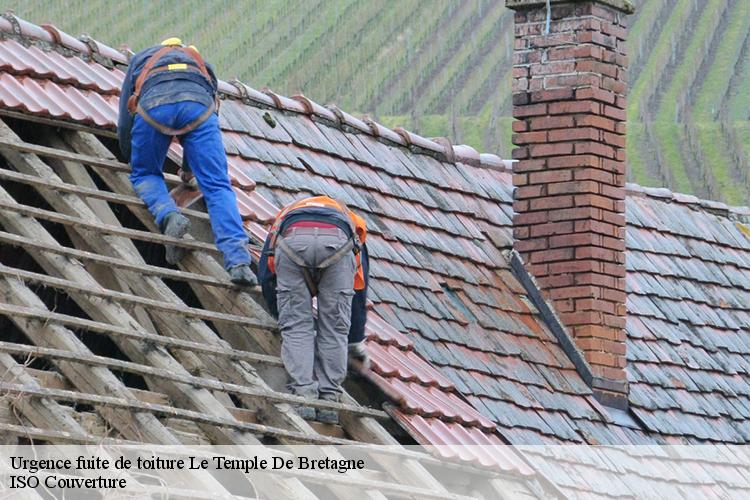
[335,289,355,333]
[276,288,293,330]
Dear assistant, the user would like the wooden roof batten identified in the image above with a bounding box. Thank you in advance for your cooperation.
[0,116,538,499]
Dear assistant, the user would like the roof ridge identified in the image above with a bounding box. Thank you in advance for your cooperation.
[625,182,750,220]
[0,11,511,173]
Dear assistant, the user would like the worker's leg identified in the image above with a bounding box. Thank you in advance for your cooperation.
[275,230,317,399]
[179,102,250,269]
[129,104,178,227]
[314,230,356,401]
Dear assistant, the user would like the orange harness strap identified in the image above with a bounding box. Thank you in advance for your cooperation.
[134,101,215,136]
[127,46,218,135]
[266,196,367,290]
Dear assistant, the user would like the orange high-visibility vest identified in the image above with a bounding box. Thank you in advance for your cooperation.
[267,196,367,290]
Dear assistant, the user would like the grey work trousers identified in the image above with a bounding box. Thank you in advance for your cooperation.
[275,227,356,400]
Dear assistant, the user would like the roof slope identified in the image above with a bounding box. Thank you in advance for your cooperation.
[0,14,639,449]
[3,11,750,499]
[0,13,537,476]
[2,12,750,452]
[224,99,640,446]
[0,15,556,498]
[625,186,750,442]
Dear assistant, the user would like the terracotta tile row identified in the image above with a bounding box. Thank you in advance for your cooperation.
[392,413,536,474]
[0,38,122,94]
[0,73,118,127]
[369,373,495,430]
[368,342,455,390]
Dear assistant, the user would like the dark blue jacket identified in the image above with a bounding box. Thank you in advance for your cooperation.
[118,45,219,161]
[258,210,369,344]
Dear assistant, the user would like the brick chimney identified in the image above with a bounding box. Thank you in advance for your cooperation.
[506,0,634,405]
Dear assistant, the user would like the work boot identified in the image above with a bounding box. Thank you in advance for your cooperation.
[316,395,340,425]
[228,264,258,286]
[160,212,190,265]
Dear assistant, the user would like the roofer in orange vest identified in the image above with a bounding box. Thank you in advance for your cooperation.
[117,38,256,286]
[258,196,370,424]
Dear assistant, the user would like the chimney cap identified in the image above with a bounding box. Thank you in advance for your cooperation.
[505,0,635,15]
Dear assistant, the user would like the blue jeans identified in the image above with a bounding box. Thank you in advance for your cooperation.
[129,101,250,269]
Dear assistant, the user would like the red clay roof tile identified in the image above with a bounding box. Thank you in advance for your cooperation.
[368,342,455,391]
[364,313,412,349]
[391,414,535,474]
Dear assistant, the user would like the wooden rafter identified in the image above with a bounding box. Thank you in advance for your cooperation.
[0,117,535,499]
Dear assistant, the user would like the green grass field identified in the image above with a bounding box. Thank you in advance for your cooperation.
[7,0,750,204]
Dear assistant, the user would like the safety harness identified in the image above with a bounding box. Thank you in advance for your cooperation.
[275,235,357,296]
[266,197,365,296]
[126,45,218,136]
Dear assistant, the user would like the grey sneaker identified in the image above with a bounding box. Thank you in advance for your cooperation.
[316,396,340,425]
[160,212,190,265]
[228,264,258,286]
[295,405,316,420]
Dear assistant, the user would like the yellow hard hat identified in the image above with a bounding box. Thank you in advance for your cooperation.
[160,37,183,46]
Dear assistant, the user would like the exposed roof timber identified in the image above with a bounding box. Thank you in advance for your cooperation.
[0,381,372,445]
[0,352,231,494]
[0,166,208,221]
[0,387,479,500]
[0,134,182,186]
[0,229,231,289]
[0,301,283,366]
[0,109,118,138]
[0,340,388,421]
[0,116,521,495]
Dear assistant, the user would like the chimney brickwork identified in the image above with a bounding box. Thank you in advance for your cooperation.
[506,0,634,404]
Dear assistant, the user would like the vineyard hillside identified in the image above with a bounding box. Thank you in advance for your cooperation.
[7,0,750,203]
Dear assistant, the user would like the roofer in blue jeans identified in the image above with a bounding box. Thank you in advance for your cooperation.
[118,38,256,286]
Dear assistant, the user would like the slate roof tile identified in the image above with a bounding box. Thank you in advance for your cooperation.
[311,120,361,162]
[480,398,559,437]
[338,132,380,166]
[625,192,750,441]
